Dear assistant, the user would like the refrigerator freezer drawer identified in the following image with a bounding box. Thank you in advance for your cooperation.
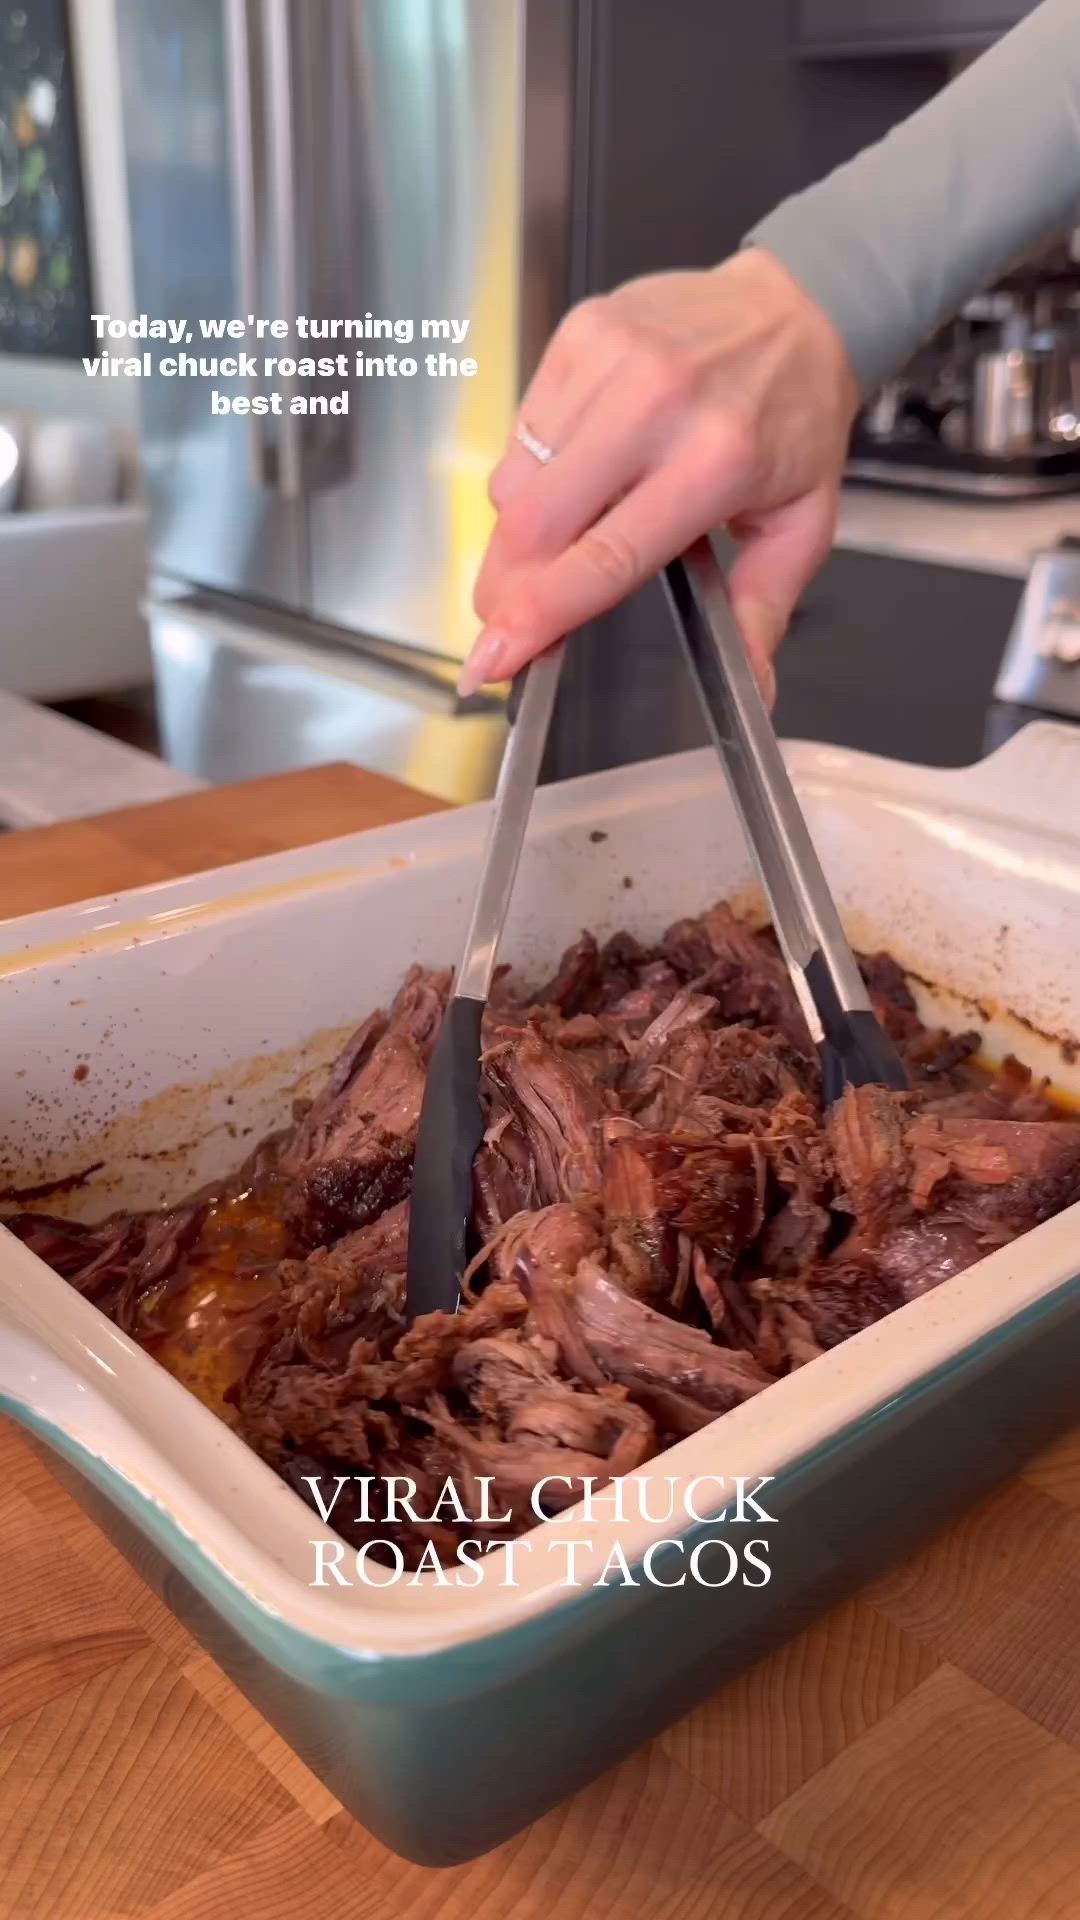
[147,596,507,803]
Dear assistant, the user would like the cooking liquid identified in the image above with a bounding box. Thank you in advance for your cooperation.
[138,1185,289,1421]
[116,1065,1080,1426]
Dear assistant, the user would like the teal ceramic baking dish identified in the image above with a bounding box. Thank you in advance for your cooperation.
[2,728,1079,1863]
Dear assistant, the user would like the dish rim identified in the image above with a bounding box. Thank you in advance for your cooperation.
[2,723,1080,1664]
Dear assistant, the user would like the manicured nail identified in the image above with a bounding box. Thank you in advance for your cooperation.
[457,628,510,697]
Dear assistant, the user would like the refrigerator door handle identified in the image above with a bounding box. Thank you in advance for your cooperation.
[226,0,339,500]
[262,0,306,498]
[223,0,274,492]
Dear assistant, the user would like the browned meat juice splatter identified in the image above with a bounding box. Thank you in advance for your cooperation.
[141,1186,288,1421]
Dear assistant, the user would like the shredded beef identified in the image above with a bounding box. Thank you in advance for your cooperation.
[698,904,810,1048]
[6,904,1079,1568]
[527,932,602,1017]
[282,967,449,1247]
[3,1201,206,1334]
[829,1082,908,1229]
[483,1025,609,1203]
[563,1260,773,1411]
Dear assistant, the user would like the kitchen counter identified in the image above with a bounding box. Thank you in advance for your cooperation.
[0,763,1078,1919]
[836,483,1080,578]
[0,688,201,829]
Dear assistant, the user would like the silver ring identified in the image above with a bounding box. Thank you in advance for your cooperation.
[515,420,555,465]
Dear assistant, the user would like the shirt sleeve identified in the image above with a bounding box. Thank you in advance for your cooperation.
[745,0,1080,395]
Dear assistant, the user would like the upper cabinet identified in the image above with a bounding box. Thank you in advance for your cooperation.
[794,1,1040,56]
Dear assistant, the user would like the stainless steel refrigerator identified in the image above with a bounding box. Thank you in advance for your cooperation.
[116,1,917,800]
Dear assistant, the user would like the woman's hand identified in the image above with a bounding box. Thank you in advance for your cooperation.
[461,247,859,702]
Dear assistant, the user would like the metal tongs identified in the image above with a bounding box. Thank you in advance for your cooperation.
[405,643,564,1322]
[662,538,908,1107]
[406,539,908,1324]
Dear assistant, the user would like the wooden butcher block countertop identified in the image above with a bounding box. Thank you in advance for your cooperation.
[0,762,1078,1920]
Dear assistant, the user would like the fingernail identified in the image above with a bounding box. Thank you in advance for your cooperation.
[457,628,510,697]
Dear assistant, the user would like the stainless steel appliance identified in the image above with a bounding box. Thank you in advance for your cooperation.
[117,0,579,803]
[994,537,1080,722]
[848,247,1080,499]
[117,1,956,797]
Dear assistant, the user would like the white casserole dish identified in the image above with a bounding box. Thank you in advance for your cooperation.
[1,723,1079,1863]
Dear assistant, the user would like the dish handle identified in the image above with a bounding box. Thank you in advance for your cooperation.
[933,720,1080,839]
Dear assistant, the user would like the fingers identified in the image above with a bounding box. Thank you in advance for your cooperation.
[461,470,836,701]
[488,299,628,513]
[475,368,659,625]
[726,485,838,700]
[488,366,603,514]
[460,431,749,692]
[464,256,848,696]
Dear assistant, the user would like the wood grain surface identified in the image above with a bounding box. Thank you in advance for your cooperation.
[0,763,1077,1920]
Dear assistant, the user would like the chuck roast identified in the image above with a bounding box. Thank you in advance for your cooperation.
[7,906,1078,1569]
[805,1084,1080,1348]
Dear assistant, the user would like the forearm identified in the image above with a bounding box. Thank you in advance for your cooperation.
[747,0,1080,394]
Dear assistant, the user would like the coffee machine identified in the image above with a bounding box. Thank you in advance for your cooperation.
[848,235,1080,498]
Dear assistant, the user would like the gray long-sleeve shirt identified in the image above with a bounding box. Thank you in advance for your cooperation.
[747,0,1080,395]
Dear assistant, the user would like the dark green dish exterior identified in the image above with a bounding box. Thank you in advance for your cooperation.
[11,1271,1078,1866]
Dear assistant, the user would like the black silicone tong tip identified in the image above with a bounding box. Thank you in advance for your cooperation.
[406,670,533,1321]
[818,1019,910,1108]
[806,952,910,1108]
[405,651,564,1327]
[664,542,909,1112]
[405,998,485,1324]
[803,948,903,1105]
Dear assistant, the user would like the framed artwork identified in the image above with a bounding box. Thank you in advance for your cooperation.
[0,0,93,359]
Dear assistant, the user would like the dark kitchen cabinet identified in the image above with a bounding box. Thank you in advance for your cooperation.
[795,0,1039,56]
